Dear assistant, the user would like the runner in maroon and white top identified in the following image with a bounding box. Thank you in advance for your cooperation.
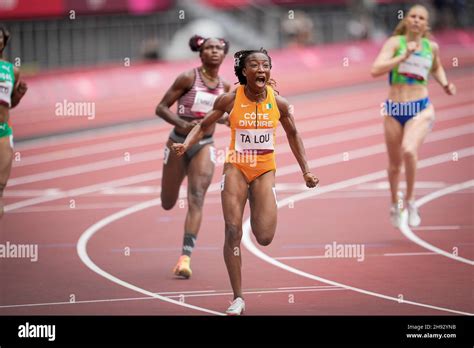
[155,35,231,278]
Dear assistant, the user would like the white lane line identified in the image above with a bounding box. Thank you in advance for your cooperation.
[413,225,468,231]
[13,101,366,167]
[356,181,447,190]
[7,202,148,213]
[278,104,469,154]
[14,119,162,151]
[8,150,161,187]
[4,189,63,197]
[383,252,438,257]
[242,147,474,316]
[11,198,224,213]
[76,147,473,316]
[2,180,453,198]
[268,182,449,192]
[11,125,380,186]
[15,94,473,167]
[270,191,426,200]
[0,285,343,309]
[158,290,216,295]
[416,180,474,207]
[8,105,473,188]
[4,172,160,213]
[275,255,328,260]
[15,78,473,152]
[77,196,225,316]
[399,180,474,266]
[12,100,380,169]
[277,122,473,176]
[277,147,473,212]
[274,94,474,138]
[7,122,471,214]
[276,252,441,260]
[14,132,168,167]
[166,287,346,298]
[6,119,472,314]
[101,186,162,195]
[276,285,337,290]
[5,186,163,197]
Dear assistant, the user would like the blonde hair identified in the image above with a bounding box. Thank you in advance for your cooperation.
[393,4,432,38]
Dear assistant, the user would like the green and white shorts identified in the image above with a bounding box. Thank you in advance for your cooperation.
[0,122,13,148]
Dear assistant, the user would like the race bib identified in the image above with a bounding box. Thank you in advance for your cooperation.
[0,80,12,104]
[398,54,432,81]
[235,128,274,152]
[190,90,217,115]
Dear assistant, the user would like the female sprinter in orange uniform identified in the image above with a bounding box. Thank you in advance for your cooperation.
[0,26,28,218]
[371,5,456,227]
[155,36,230,278]
[172,48,319,315]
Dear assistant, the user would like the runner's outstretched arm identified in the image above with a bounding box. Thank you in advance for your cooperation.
[172,93,231,157]
[11,68,27,108]
[430,42,456,95]
[277,95,319,188]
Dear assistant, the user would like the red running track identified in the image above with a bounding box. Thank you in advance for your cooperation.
[0,62,472,316]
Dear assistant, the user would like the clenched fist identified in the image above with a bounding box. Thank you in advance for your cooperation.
[171,143,187,157]
[303,172,319,188]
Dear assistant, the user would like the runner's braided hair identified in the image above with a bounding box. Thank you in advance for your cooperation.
[0,25,10,52]
[233,48,277,91]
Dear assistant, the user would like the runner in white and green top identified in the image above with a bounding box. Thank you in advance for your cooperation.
[0,26,28,219]
[371,5,456,229]
[0,59,15,139]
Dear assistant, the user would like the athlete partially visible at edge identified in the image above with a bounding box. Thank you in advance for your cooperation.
[0,25,28,219]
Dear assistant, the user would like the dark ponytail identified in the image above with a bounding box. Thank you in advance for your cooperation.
[189,35,206,52]
[189,35,230,54]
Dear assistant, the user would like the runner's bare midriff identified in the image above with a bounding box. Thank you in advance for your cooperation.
[388,84,428,102]
[0,104,9,124]
[174,115,216,137]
